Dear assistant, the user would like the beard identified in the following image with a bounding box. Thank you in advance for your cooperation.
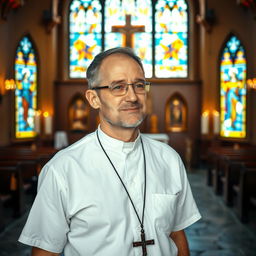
[104,114,146,128]
[101,102,147,129]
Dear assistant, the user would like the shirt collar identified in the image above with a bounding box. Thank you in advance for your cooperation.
[97,126,141,154]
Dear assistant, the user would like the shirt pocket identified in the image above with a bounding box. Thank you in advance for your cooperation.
[151,193,180,234]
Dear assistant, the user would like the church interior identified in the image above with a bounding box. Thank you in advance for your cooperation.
[0,0,256,255]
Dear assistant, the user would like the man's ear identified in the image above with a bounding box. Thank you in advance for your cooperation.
[85,89,101,109]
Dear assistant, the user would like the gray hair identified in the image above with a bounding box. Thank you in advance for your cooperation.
[86,47,144,89]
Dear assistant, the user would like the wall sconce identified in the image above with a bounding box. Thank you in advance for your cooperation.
[0,79,16,103]
[238,0,256,19]
[5,79,16,90]
[0,0,26,20]
[247,78,256,90]
[196,8,216,33]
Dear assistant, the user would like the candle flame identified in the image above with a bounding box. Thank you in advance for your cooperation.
[43,111,49,117]
[247,78,256,90]
[5,79,16,90]
[36,110,41,116]
[213,110,219,116]
[202,111,209,117]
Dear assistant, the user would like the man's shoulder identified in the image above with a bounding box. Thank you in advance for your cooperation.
[37,132,97,185]
[50,131,97,164]
[141,134,177,155]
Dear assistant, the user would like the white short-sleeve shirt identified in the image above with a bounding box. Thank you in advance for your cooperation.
[19,128,201,256]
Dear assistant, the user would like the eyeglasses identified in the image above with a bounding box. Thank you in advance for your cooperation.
[92,81,151,96]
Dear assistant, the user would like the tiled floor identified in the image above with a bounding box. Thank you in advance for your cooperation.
[0,168,255,255]
[186,169,256,256]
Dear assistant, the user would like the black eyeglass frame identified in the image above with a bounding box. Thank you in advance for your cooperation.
[91,81,151,95]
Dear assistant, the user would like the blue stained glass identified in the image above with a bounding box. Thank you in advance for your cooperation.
[69,0,102,78]
[220,36,247,138]
[15,36,37,139]
[155,0,188,78]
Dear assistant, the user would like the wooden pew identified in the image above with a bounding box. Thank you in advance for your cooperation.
[19,160,39,196]
[0,198,5,232]
[207,147,236,186]
[0,146,56,161]
[0,165,25,229]
[0,147,56,190]
[233,167,256,222]
[0,147,55,229]
[207,148,256,193]
[213,154,256,195]
[0,160,38,196]
[222,160,256,206]
[206,146,256,186]
[36,155,52,175]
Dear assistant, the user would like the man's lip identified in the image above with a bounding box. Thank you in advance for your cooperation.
[120,107,140,111]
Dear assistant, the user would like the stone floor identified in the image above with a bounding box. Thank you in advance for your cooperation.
[186,169,256,256]
[0,168,255,256]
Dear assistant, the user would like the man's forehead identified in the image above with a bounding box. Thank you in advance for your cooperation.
[101,53,135,64]
[99,53,144,76]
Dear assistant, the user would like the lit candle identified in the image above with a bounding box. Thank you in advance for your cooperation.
[43,111,52,135]
[34,110,41,134]
[213,110,220,135]
[201,111,209,135]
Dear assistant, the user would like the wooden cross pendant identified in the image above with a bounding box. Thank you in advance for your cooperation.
[133,230,155,256]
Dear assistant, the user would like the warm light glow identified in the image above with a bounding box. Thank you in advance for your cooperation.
[4,79,16,90]
[0,81,5,95]
[247,78,256,90]
[34,110,41,134]
[213,110,219,117]
[35,110,42,116]
[43,111,49,117]
[43,112,52,135]
[213,110,220,135]
[201,111,209,135]
[202,111,209,117]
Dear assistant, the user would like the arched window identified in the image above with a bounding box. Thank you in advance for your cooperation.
[105,0,153,77]
[15,35,38,139]
[219,35,247,139]
[68,0,189,79]
[155,0,188,78]
[69,0,102,78]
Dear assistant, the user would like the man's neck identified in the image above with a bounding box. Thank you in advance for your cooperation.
[99,123,139,142]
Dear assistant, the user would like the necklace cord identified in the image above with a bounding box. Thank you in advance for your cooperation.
[141,138,146,231]
[96,130,147,231]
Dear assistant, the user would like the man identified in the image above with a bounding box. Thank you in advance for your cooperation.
[19,47,201,256]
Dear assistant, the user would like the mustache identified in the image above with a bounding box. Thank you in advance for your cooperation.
[119,102,143,110]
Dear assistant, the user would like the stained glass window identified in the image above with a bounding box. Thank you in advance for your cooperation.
[15,36,38,139]
[155,0,188,78]
[104,0,152,77]
[69,0,189,78]
[220,35,247,138]
[69,0,102,78]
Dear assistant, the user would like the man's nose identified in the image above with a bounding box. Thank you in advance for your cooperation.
[125,84,138,101]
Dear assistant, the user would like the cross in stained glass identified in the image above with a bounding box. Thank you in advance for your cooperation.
[111,14,145,47]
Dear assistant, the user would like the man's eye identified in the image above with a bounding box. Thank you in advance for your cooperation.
[112,84,125,91]
[135,83,145,89]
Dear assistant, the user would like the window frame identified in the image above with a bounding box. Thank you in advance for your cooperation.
[62,0,197,82]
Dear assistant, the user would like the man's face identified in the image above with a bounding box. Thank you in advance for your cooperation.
[96,54,147,130]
